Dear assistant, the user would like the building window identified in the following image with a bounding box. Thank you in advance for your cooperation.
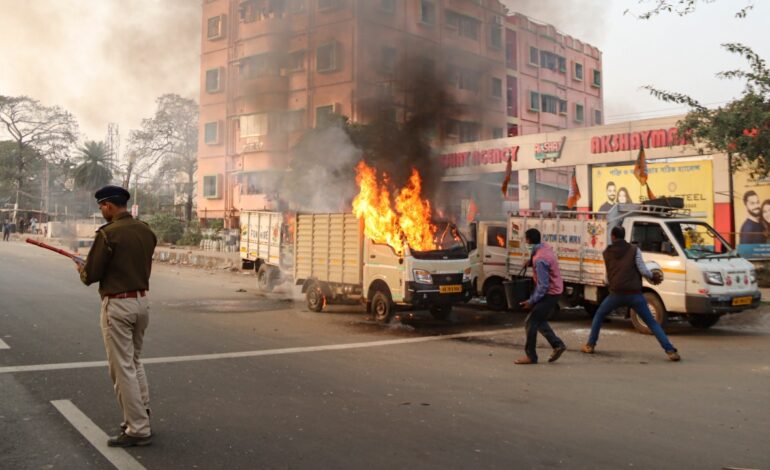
[574,62,583,81]
[490,17,503,49]
[316,42,338,73]
[507,76,517,117]
[592,69,602,87]
[492,127,504,139]
[446,10,479,40]
[575,103,584,122]
[287,50,305,72]
[539,51,566,73]
[594,109,602,125]
[203,175,220,199]
[506,31,517,69]
[318,0,341,11]
[529,91,540,111]
[529,47,539,66]
[380,0,395,13]
[540,95,567,115]
[207,15,225,40]
[420,0,435,25]
[204,122,220,144]
[559,99,567,115]
[459,121,479,143]
[508,124,519,137]
[315,105,336,127]
[491,77,503,99]
[205,68,223,93]
[447,65,480,92]
[240,113,269,138]
[379,46,397,75]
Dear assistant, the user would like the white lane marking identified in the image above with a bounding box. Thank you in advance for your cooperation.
[0,328,516,374]
[51,399,146,470]
[0,338,9,349]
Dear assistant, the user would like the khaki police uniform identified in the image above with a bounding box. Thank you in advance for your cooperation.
[81,212,157,438]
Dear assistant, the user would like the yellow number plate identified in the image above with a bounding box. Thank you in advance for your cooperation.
[732,296,752,306]
[439,285,462,294]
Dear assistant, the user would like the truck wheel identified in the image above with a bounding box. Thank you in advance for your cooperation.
[306,282,325,312]
[257,265,274,292]
[429,304,453,320]
[371,291,394,323]
[484,283,507,311]
[630,293,668,335]
[687,314,721,329]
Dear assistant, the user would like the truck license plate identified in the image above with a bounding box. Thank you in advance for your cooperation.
[732,296,752,306]
[439,285,462,294]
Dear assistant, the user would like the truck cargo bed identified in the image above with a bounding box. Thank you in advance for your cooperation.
[294,213,363,286]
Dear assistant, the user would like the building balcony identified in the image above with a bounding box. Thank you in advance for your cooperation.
[238,15,289,39]
[236,133,289,155]
[237,74,288,98]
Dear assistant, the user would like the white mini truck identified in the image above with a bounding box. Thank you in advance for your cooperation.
[240,210,294,292]
[294,213,473,322]
[468,203,761,332]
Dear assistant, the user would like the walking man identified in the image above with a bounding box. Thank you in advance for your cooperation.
[2,219,10,241]
[515,228,567,365]
[581,226,680,361]
[77,185,157,446]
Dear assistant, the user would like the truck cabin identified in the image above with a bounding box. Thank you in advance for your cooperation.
[629,220,734,259]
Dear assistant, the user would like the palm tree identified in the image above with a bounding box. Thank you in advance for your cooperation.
[73,141,113,191]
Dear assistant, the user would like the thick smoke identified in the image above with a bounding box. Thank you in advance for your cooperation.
[0,0,200,141]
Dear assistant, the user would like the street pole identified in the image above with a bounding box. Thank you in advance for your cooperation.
[728,152,736,247]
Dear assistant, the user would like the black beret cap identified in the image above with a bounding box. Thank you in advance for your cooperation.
[95,185,131,204]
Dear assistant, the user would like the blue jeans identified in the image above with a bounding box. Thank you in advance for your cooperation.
[587,293,676,353]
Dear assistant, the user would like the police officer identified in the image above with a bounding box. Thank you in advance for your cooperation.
[77,185,157,447]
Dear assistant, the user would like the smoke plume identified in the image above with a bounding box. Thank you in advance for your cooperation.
[503,0,609,45]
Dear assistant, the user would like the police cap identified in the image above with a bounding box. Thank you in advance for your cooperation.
[95,185,131,205]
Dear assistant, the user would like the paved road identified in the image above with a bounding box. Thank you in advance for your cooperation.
[1,239,768,469]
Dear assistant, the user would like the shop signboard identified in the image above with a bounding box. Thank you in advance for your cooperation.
[591,160,714,226]
[733,170,770,259]
[534,137,566,162]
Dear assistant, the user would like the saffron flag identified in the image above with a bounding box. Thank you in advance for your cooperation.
[646,184,656,201]
[633,143,648,185]
[501,153,512,197]
[566,168,581,209]
[466,197,478,223]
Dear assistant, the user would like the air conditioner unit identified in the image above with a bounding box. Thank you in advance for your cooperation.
[207,14,226,40]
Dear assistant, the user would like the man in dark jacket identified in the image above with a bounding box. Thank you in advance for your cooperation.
[78,185,158,446]
[581,226,680,361]
[515,228,567,365]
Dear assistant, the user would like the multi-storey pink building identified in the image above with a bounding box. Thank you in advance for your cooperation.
[504,13,603,137]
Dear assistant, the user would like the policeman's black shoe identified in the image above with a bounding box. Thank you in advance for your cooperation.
[107,431,152,447]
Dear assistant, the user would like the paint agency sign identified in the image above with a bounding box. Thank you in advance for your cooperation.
[534,137,566,162]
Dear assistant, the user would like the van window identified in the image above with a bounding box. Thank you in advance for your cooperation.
[631,222,671,254]
[486,226,507,248]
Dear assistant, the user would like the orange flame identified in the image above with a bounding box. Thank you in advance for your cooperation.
[352,161,437,254]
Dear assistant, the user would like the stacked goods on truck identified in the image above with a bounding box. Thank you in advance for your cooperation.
[293,213,473,322]
[468,202,760,332]
[239,211,295,292]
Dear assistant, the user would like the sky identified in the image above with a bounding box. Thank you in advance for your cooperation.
[0,0,768,154]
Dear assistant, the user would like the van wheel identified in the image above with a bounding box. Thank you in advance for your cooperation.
[429,305,453,320]
[306,283,325,312]
[371,290,394,323]
[688,314,721,329]
[630,293,668,334]
[484,283,507,311]
[257,265,275,292]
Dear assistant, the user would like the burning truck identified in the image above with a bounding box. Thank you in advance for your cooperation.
[293,162,472,322]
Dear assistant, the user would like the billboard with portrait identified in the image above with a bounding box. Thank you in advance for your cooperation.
[591,160,714,226]
[733,170,770,259]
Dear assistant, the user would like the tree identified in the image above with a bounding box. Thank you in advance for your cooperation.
[627,0,754,19]
[73,140,113,191]
[644,43,770,176]
[0,96,78,219]
[128,94,198,222]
